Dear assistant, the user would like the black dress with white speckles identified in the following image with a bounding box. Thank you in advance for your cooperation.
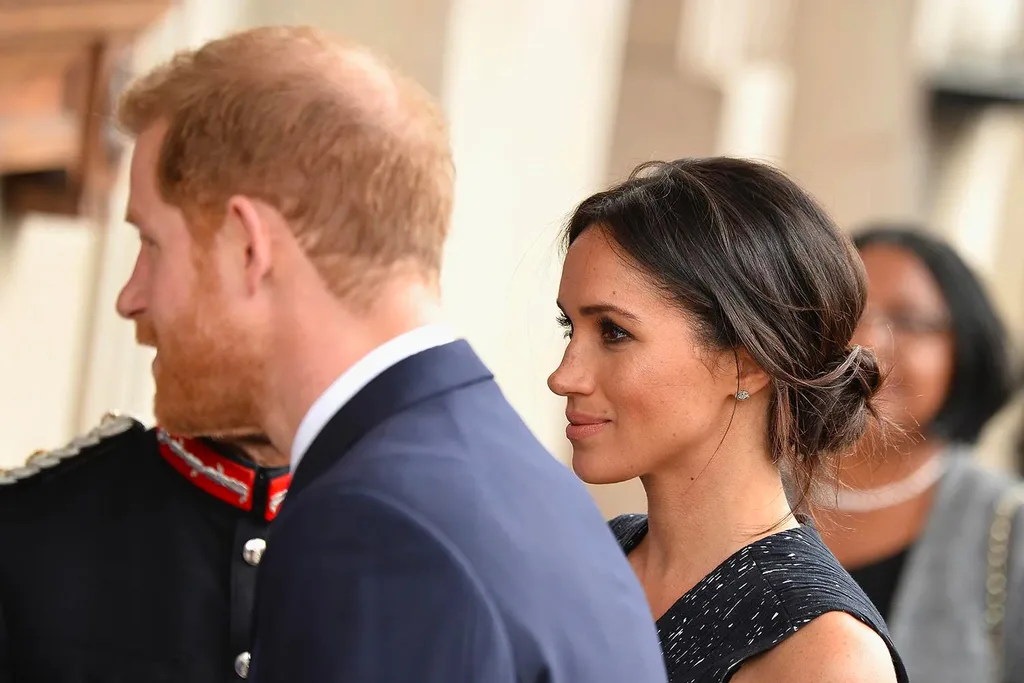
[611,515,909,683]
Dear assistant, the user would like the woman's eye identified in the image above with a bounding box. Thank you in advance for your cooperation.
[599,318,630,343]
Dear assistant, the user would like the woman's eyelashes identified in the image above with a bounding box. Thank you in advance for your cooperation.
[556,313,573,339]
[556,312,632,345]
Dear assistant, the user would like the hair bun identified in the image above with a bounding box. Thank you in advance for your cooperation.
[789,344,884,458]
[832,344,884,401]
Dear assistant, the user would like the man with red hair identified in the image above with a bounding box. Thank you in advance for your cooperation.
[112,24,665,683]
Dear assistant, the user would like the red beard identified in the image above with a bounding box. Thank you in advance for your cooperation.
[135,275,266,439]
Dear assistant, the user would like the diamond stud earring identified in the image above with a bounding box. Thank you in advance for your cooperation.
[735,390,750,401]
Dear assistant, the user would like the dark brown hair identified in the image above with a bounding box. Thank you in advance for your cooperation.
[563,157,884,508]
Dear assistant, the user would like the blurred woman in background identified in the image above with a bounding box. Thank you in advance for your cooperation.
[818,225,1019,682]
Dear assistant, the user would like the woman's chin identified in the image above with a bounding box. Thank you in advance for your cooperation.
[571,450,631,486]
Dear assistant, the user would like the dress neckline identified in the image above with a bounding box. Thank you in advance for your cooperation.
[616,515,817,626]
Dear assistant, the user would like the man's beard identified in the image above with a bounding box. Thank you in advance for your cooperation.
[136,285,266,439]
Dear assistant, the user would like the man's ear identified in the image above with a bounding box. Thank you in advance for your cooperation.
[225,195,273,296]
[733,347,771,398]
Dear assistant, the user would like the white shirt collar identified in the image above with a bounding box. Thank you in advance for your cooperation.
[290,324,456,471]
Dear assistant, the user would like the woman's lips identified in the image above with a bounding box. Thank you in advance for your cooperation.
[565,412,610,441]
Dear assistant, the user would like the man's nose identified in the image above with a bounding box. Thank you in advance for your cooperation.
[116,268,146,320]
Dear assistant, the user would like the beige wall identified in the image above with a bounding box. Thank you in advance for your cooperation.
[250,0,452,97]
[784,0,927,228]
[437,0,631,459]
[0,216,97,458]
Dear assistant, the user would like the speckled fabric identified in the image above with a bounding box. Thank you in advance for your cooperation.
[611,515,909,683]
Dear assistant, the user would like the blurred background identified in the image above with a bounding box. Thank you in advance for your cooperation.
[0,0,1021,516]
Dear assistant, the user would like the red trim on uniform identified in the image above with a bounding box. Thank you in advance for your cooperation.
[156,432,290,518]
[266,472,291,521]
[158,435,256,511]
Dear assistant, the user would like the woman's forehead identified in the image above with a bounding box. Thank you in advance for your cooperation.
[860,244,946,311]
[561,232,652,301]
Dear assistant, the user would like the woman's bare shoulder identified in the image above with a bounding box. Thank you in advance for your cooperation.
[731,611,898,683]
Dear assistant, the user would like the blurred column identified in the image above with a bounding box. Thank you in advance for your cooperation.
[784,0,928,229]
[687,0,796,162]
[607,0,800,177]
[439,0,631,461]
[0,213,97,461]
[929,108,1024,469]
[605,0,722,178]
[250,0,452,98]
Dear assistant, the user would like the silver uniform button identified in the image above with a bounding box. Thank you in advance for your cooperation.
[242,538,266,566]
[234,651,251,679]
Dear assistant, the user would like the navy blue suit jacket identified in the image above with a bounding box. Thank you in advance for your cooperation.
[250,341,666,682]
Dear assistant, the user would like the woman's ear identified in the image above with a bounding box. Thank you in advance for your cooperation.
[733,348,771,398]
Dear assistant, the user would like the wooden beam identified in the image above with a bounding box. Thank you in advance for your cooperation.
[0,114,80,174]
[77,39,122,220]
[0,2,171,41]
[0,0,171,217]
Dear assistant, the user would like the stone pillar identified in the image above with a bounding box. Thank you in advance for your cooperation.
[0,215,98,462]
[784,0,927,228]
[437,0,631,460]
[606,0,722,179]
[250,0,452,98]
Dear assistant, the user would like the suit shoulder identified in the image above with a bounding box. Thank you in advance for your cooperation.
[0,413,148,494]
[283,485,479,562]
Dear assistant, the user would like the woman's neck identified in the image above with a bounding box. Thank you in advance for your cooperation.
[817,434,946,568]
[838,434,944,490]
[632,448,796,617]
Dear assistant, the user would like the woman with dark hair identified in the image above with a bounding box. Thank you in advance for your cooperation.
[548,157,907,683]
[818,226,1020,683]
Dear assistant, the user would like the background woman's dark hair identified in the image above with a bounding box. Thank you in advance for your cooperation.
[852,225,1015,445]
[563,157,884,508]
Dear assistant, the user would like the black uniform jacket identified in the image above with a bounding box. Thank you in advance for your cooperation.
[0,414,290,682]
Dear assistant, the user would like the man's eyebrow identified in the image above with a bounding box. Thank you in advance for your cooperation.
[124,209,141,228]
